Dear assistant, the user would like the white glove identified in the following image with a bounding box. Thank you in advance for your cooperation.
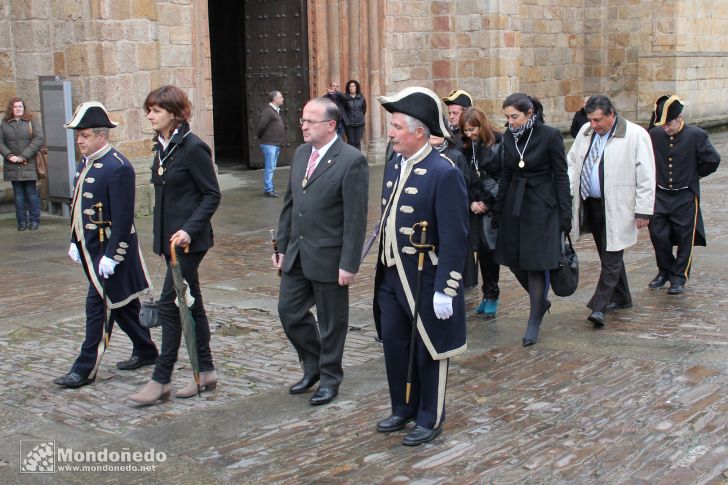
[433,291,453,320]
[98,256,119,279]
[68,243,81,264]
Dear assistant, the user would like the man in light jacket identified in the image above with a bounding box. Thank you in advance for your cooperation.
[567,95,656,328]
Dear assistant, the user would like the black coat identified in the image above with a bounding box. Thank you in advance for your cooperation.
[493,120,571,271]
[150,123,221,256]
[463,139,502,251]
[570,109,588,139]
[340,94,367,126]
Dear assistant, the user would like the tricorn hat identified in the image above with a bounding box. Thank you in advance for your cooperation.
[378,86,449,137]
[442,89,473,108]
[64,101,118,129]
[652,95,684,127]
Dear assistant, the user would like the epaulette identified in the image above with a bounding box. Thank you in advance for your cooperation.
[439,153,456,167]
[113,152,125,165]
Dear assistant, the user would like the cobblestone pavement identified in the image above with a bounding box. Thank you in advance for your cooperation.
[1,131,728,484]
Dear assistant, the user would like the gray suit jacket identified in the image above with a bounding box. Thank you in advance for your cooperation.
[277,137,369,282]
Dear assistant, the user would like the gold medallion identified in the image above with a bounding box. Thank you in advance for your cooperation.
[518,159,525,168]
[157,166,164,176]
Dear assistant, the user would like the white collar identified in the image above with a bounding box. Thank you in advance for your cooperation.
[311,135,338,161]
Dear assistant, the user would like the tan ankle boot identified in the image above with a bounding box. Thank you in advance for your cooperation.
[175,370,218,398]
[129,380,171,405]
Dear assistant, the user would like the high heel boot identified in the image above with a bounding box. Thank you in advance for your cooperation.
[522,300,551,347]
[129,380,171,405]
[175,370,218,398]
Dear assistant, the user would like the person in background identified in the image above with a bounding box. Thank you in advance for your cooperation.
[256,90,285,198]
[442,90,473,152]
[647,95,720,294]
[493,93,571,347]
[129,85,221,405]
[324,81,348,138]
[340,80,367,151]
[0,97,44,231]
[570,96,590,139]
[460,107,502,318]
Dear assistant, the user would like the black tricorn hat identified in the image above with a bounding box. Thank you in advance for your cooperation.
[64,102,119,129]
[442,89,473,108]
[378,87,448,137]
[652,95,684,127]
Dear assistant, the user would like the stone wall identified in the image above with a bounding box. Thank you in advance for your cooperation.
[0,0,212,212]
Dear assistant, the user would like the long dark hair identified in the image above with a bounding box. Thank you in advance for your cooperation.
[143,85,192,134]
[4,97,33,122]
[459,107,497,149]
[345,79,362,97]
[503,93,545,122]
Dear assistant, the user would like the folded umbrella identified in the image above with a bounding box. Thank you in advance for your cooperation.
[170,242,200,394]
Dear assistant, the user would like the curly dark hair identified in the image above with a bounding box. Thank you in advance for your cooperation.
[3,97,33,122]
[345,79,362,96]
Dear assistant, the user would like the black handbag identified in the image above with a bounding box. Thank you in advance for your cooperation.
[550,232,579,297]
[139,259,163,328]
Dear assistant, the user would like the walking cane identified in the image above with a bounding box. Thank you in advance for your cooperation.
[405,221,435,404]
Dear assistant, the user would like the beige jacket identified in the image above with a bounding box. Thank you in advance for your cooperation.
[567,116,655,251]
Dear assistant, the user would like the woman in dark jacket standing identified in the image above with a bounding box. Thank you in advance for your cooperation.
[492,94,571,346]
[130,85,221,405]
[0,97,44,230]
[460,107,502,317]
[341,79,367,150]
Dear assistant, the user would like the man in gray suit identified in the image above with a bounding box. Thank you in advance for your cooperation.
[272,97,369,406]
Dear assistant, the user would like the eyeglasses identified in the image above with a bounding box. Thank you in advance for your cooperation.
[299,118,333,126]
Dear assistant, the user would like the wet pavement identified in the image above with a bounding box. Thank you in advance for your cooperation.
[1,132,728,484]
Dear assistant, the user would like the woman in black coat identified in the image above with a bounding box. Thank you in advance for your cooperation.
[460,107,502,317]
[341,79,367,150]
[130,85,221,405]
[0,97,44,230]
[492,94,571,346]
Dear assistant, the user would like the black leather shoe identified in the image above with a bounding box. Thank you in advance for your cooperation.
[605,301,633,313]
[667,283,685,295]
[402,425,442,446]
[116,355,157,370]
[264,191,279,198]
[648,274,668,289]
[588,310,606,327]
[377,415,415,433]
[309,386,338,405]
[53,372,93,388]
[18,223,27,231]
[289,374,320,394]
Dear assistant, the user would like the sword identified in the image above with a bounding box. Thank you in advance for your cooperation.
[87,202,112,379]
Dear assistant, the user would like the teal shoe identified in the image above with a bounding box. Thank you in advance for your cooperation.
[483,299,499,317]
[474,299,488,314]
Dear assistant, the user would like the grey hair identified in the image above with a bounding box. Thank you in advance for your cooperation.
[91,127,110,138]
[402,114,430,137]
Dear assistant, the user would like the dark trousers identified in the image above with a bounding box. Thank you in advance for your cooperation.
[344,124,364,151]
[11,180,40,226]
[152,251,214,384]
[584,197,631,311]
[477,249,500,300]
[649,189,697,285]
[72,284,157,379]
[377,267,449,429]
[277,257,349,388]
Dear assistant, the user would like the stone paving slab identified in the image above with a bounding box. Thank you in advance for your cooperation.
[1,132,728,483]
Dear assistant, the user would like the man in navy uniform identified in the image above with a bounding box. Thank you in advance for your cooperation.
[647,95,720,294]
[374,87,469,446]
[53,102,158,388]
[442,89,473,152]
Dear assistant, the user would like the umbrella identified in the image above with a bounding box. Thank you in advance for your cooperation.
[88,202,112,380]
[170,242,200,394]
